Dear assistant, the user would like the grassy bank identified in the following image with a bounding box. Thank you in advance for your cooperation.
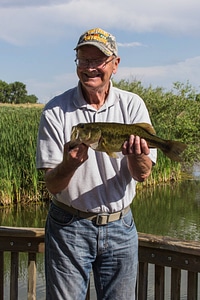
[0,105,45,205]
[1,81,199,205]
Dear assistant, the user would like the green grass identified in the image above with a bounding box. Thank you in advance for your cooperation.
[0,105,45,205]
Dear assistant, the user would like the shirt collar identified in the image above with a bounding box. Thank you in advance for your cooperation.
[73,81,119,111]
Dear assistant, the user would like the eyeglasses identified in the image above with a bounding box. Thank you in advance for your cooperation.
[75,56,116,69]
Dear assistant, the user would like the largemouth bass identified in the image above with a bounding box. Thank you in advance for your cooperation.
[70,122,187,162]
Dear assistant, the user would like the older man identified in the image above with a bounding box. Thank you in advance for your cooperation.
[36,28,156,300]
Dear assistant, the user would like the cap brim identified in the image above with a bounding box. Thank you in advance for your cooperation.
[74,41,113,56]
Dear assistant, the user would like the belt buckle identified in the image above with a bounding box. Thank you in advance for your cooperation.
[95,213,110,225]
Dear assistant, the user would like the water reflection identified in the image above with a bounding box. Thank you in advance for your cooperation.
[132,180,200,241]
[0,180,200,241]
[0,181,200,246]
[0,202,48,228]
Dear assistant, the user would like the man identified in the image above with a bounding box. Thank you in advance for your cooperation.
[36,27,157,300]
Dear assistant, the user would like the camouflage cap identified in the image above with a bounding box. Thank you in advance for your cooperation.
[74,28,118,56]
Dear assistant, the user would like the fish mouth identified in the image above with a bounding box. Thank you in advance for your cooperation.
[71,126,92,143]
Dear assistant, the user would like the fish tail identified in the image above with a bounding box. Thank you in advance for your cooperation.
[162,140,187,162]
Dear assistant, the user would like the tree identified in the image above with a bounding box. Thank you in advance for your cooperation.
[0,80,10,103]
[25,94,38,104]
[0,80,38,104]
[9,81,27,104]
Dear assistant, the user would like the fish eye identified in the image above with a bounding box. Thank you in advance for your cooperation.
[79,123,85,128]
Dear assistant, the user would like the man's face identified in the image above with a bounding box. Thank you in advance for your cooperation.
[76,45,120,91]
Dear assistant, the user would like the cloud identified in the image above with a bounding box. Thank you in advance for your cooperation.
[0,0,70,7]
[0,0,200,45]
[118,42,146,48]
[114,56,200,91]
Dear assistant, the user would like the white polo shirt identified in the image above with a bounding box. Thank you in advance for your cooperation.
[36,81,157,213]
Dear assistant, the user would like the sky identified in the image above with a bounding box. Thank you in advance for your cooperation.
[1,0,200,103]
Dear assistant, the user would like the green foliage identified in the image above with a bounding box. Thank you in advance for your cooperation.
[0,80,38,104]
[113,79,200,167]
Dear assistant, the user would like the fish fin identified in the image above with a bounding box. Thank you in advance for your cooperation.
[135,123,156,135]
[108,152,119,158]
[101,140,119,158]
[162,140,187,162]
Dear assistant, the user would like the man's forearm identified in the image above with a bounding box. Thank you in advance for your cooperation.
[45,142,88,195]
[127,154,152,182]
[45,161,78,195]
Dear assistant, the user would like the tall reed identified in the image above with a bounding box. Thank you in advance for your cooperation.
[0,105,44,205]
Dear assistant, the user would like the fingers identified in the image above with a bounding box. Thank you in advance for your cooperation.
[64,142,89,165]
[122,135,150,156]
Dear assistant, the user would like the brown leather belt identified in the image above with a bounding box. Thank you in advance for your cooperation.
[52,198,130,226]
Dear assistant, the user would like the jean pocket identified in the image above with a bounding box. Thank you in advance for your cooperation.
[49,202,75,226]
[122,210,134,229]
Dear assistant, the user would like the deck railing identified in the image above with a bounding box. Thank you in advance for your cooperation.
[138,233,200,299]
[0,227,199,300]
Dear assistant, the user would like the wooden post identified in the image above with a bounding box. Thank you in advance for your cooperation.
[0,252,4,300]
[155,265,165,300]
[187,271,197,300]
[171,268,180,300]
[10,252,19,300]
[28,253,37,300]
[137,261,148,300]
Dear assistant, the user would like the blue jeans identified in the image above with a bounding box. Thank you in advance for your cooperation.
[45,202,138,300]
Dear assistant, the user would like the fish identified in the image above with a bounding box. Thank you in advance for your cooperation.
[69,122,187,162]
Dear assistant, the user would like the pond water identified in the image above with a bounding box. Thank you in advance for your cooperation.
[0,177,200,299]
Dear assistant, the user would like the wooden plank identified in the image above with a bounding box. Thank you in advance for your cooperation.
[0,236,44,253]
[0,227,45,238]
[137,261,148,300]
[28,253,37,300]
[0,252,4,300]
[10,252,19,300]
[139,246,200,272]
[138,232,200,256]
[155,265,164,300]
[187,271,197,300]
[171,268,180,300]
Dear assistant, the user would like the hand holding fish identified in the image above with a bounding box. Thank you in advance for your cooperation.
[65,142,88,165]
[122,135,150,156]
[121,135,153,181]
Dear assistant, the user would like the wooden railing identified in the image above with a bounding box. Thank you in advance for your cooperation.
[0,227,44,300]
[138,233,200,299]
[0,227,199,300]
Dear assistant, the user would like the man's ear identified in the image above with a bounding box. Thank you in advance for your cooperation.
[112,57,120,74]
